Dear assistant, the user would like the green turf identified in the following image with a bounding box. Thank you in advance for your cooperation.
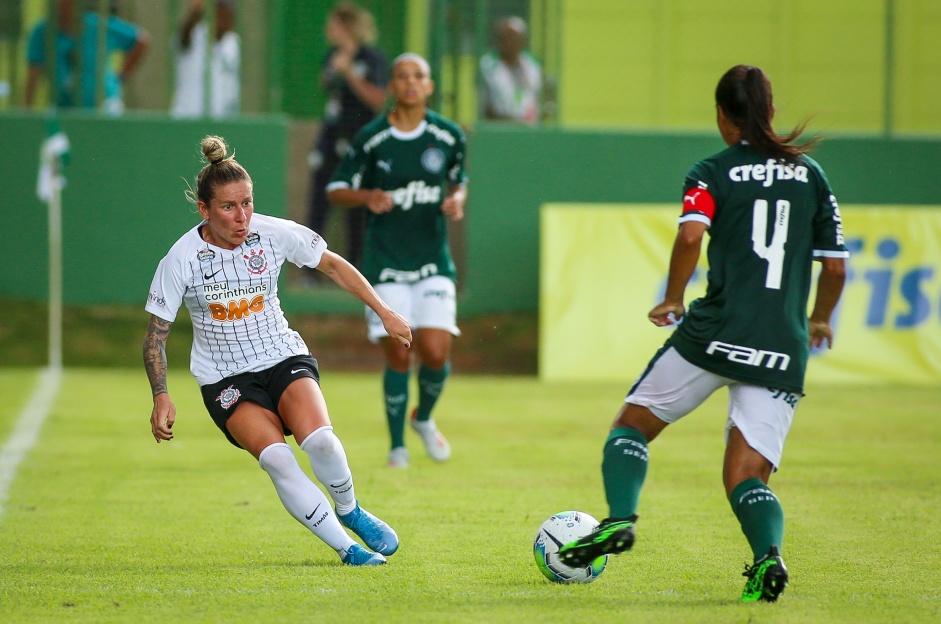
[0,370,939,623]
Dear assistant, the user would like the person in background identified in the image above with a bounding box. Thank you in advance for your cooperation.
[478,16,542,124]
[170,0,241,119]
[557,65,848,604]
[307,1,389,273]
[25,0,149,113]
[144,135,410,566]
[327,53,467,469]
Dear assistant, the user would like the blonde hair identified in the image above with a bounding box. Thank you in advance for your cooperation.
[185,135,251,206]
[330,1,377,45]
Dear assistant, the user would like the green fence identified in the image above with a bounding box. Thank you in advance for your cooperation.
[2,112,940,314]
[1,111,287,304]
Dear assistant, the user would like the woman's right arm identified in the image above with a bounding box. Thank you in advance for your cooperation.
[328,187,394,214]
[143,314,176,443]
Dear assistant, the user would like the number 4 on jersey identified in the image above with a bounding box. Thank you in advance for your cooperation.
[752,199,790,290]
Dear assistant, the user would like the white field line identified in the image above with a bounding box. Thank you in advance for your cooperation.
[0,367,62,521]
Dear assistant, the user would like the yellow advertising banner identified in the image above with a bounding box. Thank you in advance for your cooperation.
[539,204,941,384]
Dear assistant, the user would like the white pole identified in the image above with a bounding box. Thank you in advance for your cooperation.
[48,157,63,371]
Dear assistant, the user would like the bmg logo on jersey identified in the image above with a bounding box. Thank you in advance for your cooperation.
[203,282,269,322]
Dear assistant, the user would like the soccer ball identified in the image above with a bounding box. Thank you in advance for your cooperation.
[533,510,607,583]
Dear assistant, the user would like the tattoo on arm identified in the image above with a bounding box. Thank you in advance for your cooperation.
[143,315,173,397]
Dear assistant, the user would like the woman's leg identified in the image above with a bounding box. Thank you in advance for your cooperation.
[226,401,358,557]
[279,376,399,556]
[381,336,412,463]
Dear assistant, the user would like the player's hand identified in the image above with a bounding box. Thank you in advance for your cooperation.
[648,301,685,327]
[150,393,176,443]
[441,195,464,221]
[380,309,412,348]
[808,318,834,349]
[331,50,354,77]
[365,189,394,214]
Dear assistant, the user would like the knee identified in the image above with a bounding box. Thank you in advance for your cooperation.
[258,442,298,479]
[613,403,665,442]
[421,352,449,370]
[299,426,340,458]
[385,350,411,372]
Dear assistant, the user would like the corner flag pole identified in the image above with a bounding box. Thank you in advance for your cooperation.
[48,154,63,370]
[38,117,69,371]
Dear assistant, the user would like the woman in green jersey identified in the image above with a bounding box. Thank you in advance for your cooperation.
[558,65,848,603]
[327,53,468,469]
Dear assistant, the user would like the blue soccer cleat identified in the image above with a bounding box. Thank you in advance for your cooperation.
[341,544,386,566]
[337,502,399,556]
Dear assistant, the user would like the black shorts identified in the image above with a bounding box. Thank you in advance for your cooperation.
[200,355,320,448]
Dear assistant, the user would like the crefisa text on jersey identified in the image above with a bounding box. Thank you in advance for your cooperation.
[728,160,809,187]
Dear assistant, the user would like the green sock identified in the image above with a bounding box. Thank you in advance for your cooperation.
[602,427,649,519]
[383,367,410,449]
[414,363,450,422]
[729,478,785,561]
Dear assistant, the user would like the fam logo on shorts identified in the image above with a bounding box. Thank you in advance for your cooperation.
[216,385,241,410]
[243,248,268,274]
[197,248,216,263]
[421,147,445,173]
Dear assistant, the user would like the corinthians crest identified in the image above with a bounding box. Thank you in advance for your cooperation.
[243,248,268,274]
[216,385,241,409]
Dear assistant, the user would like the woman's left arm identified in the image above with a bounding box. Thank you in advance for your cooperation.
[441,185,467,221]
[316,250,412,347]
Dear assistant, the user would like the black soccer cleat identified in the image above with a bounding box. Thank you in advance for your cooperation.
[557,515,637,568]
[741,546,789,602]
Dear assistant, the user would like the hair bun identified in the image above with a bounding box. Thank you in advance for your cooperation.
[201,135,228,165]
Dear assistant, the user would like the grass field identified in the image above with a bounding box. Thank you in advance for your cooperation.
[1,369,939,623]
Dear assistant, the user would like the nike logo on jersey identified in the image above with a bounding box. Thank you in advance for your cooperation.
[291,368,305,374]
[305,504,322,521]
[204,268,223,280]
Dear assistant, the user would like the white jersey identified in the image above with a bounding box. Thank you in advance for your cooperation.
[145,213,327,386]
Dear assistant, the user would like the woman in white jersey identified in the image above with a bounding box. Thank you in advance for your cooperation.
[143,135,411,566]
[328,53,467,469]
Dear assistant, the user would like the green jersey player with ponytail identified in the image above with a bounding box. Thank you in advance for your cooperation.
[559,65,848,603]
[328,53,467,469]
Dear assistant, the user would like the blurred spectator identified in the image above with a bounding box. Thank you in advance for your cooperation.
[25,0,149,113]
[306,1,389,273]
[478,16,542,124]
[170,0,240,119]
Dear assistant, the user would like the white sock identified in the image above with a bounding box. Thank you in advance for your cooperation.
[258,442,354,553]
[300,426,357,515]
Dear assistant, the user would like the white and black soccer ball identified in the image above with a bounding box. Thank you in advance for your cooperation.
[533,510,607,583]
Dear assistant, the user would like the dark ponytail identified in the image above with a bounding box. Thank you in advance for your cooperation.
[715,65,819,160]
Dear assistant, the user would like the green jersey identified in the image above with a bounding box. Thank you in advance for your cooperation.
[327,110,468,285]
[667,142,848,394]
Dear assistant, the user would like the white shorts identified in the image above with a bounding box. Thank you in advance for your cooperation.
[366,275,461,343]
[625,346,799,469]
